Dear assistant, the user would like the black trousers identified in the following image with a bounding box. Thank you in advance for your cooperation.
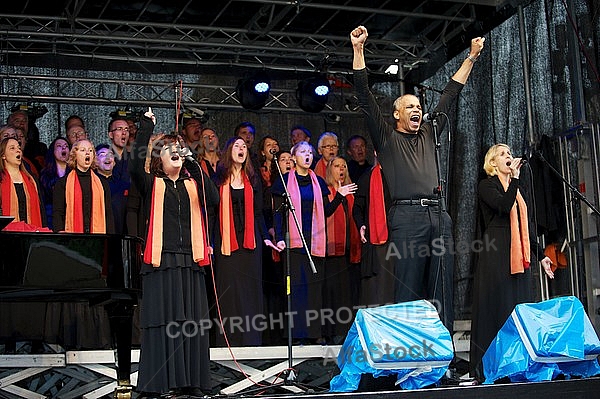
[387,204,454,333]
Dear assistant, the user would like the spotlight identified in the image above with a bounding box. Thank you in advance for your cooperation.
[185,106,209,124]
[236,71,271,110]
[11,103,48,120]
[109,108,142,122]
[296,76,331,113]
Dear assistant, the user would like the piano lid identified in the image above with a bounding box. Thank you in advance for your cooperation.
[0,232,143,291]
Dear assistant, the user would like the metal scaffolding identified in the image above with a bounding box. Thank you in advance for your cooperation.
[0,70,361,115]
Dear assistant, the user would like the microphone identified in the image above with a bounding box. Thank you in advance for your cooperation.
[269,148,278,155]
[422,112,442,123]
[506,159,528,167]
[184,154,198,164]
[178,146,198,164]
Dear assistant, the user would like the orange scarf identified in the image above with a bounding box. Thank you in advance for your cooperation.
[65,170,106,233]
[144,177,208,267]
[500,178,531,274]
[200,159,210,176]
[314,157,328,179]
[327,187,361,263]
[368,164,388,245]
[287,170,326,257]
[1,170,43,227]
[219,172,255,255]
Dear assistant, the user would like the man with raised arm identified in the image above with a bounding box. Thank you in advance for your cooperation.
[350,25,485,332]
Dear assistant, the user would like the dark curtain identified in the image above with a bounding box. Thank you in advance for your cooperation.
[420,0,600,319]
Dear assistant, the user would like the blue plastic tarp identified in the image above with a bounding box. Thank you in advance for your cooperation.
[483,296,600,384]
[330,300,454,392]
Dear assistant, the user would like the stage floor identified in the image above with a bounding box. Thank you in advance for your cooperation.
[198,376,600,399]
[1,345,599,398]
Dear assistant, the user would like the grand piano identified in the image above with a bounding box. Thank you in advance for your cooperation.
[0,229,143,398]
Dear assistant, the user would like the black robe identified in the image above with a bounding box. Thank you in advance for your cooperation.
[469,175,543,380]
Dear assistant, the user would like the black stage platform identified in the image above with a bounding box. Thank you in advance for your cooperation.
[191,376,600,399]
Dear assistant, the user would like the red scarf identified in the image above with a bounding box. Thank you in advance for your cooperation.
[327,187,361,263]
[287,170,326,257]
[260,165,272,187]
[219,171,256,256]
[65,170,106,233]
[499,178,531,274]
[368,165,388,245]
[314,157,328,179]
[1,169,43,227]
[144,177,209,267]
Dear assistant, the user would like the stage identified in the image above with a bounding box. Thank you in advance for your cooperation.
[1,343,599,398]
[221,377,600,399]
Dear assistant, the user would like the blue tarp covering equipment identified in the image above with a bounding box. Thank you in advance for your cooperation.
[330,300,454,391]
[483,295,600,384]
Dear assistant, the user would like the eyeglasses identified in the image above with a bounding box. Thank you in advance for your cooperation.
[67,130,87,138]
[320,144,339,150]
[97,151,114,158]
[110,126,130,133]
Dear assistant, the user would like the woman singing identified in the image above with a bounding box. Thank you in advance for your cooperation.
[52,138,114,233]
[39,136,70,230]
[131,110,219,397]
[213,136,279,346]
[469,143,554,381]
[271,141,356,342]
[322,156,361,342]
[0,137,45,228]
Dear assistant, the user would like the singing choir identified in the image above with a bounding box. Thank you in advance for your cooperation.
[1,23,574,397]
[1,105,383,394]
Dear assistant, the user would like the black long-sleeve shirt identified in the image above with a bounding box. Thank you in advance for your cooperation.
[478,175,544,261]
[129,116,219,254]
[353,68,464,200]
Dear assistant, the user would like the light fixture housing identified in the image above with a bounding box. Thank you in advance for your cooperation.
[236,71,271,110]
[296,75,331,113]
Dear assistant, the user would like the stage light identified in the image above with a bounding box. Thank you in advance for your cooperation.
[11,103,48,120]
[109,108,142,122]
[296,76,331,113]
[236,71,271,110]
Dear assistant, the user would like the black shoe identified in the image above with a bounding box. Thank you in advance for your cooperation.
[440,368,462,386]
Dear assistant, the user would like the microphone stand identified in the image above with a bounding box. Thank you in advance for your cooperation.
[534,151,600,217]
[430,115,450,332]
[241,151,320,395]
[532,150,599,304]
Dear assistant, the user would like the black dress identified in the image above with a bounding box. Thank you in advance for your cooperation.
[131,116,219,395]
[322,194,355,341]
[469,176,540,380]
[213,184,269,346]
